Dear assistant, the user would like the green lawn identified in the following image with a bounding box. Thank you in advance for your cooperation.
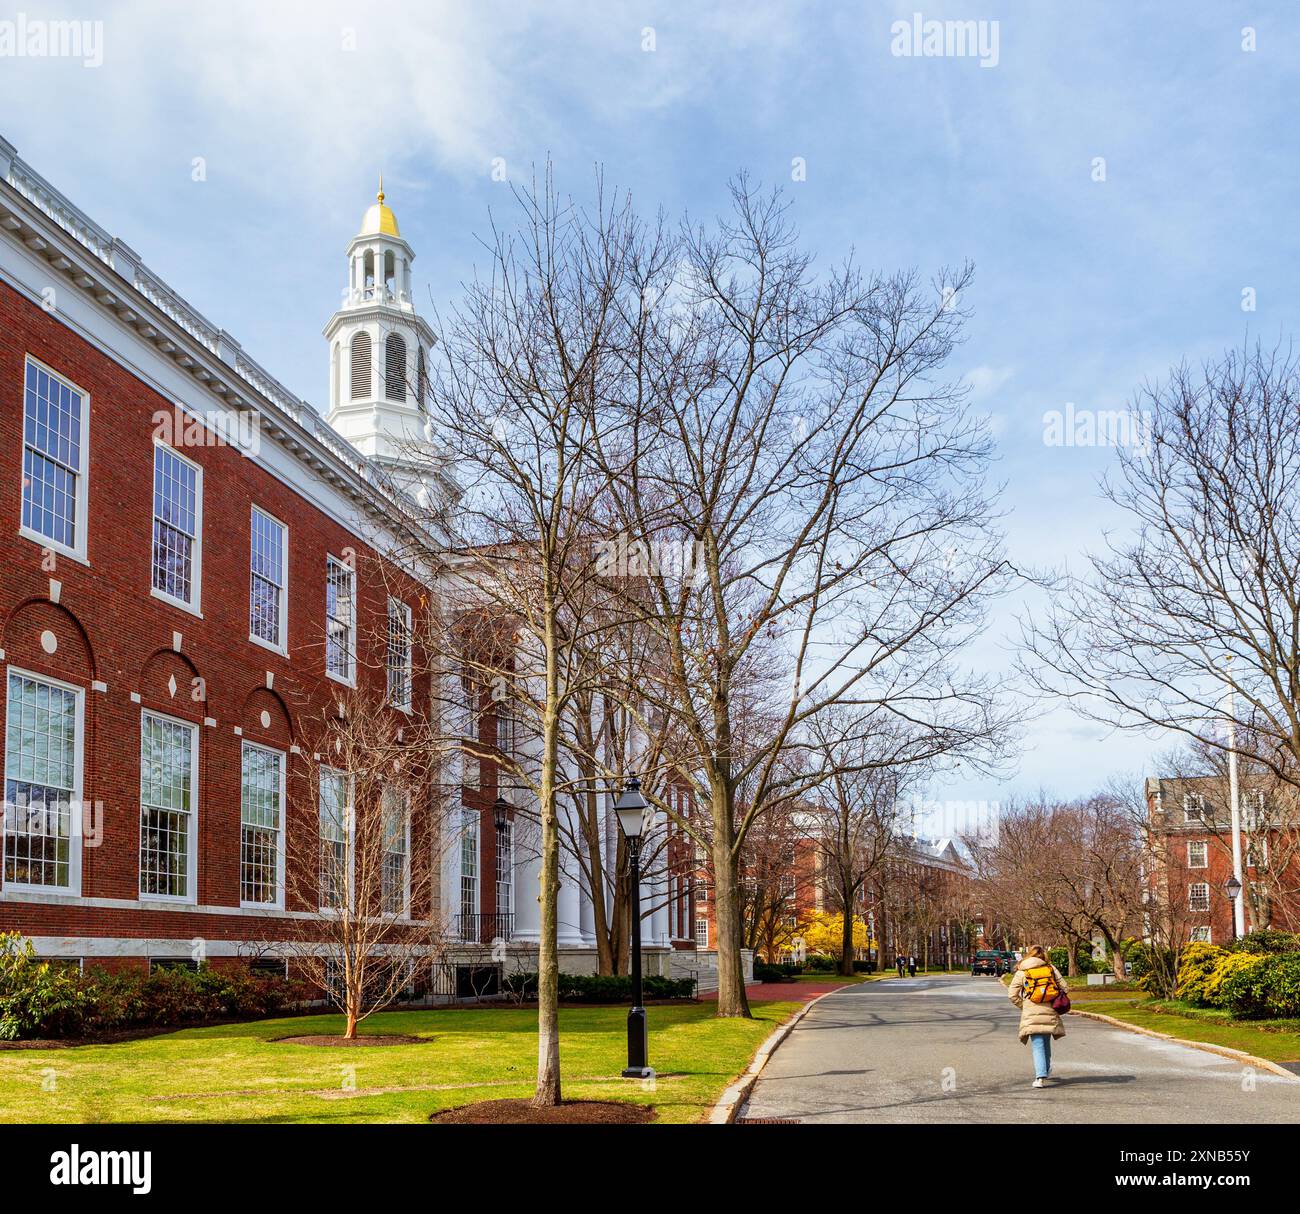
[0,1001,799,1124]
[1078,998,1300,1064]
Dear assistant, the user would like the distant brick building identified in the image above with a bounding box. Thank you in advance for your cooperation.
[1145,774,1300,944]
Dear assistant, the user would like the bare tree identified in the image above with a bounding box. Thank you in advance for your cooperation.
[394,170,654,1104]
[599,180,1012,1016]
[1023,343,1300,790]
[281,687,449,1038]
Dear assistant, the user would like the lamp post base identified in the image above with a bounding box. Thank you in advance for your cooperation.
[624,1004,649,1076]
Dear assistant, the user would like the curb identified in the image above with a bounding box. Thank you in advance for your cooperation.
[1070,1008,1299,1080]
[707,986,847,1124]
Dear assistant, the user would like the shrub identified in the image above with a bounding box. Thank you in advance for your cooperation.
[1174,942,1227,1005]
[0,934,85,1040]
[805,954,837,973]
[753,961,791,983]
[1226,929,1300,956]
[1257,953,1300,1018]
[1205,951,1268,1016]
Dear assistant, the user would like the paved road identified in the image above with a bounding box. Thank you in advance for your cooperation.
[741,975,1300,1123]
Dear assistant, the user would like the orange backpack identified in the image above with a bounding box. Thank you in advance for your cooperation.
[1022,964,1060,1005]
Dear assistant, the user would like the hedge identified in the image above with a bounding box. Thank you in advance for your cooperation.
[503,971,696,1002]
[0,932,306,1040]
[1175,936,1300,1019]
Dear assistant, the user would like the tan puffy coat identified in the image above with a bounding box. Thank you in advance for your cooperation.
[1008,956,1069,1043]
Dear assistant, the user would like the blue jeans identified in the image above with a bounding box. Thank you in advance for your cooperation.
[1030,1033,1052,1078]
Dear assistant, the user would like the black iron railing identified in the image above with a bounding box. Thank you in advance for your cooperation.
[454,912,515,944]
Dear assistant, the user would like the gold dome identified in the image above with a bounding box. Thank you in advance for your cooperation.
[360,175,400,237]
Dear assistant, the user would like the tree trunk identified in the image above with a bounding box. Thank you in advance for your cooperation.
[839,906,855,977]
[711,835,751,1018]
[533,630,562,1107]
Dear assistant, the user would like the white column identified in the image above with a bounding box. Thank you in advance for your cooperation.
[512,815,541,943]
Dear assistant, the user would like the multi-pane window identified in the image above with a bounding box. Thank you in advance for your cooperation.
[139,712,197,899]
[1182,794,1205,823]
[21,359,86,555]
[1190,926,1212,943]
[695,918,709,949]
[151,444,201,608]
[3,671,80,890]
[319,767,351,911]
[387,598,412,709]
[249,507,287,649]
[495,819,513,925]
[1187,840,1207,869]
[381,787,409,916]
[459,808,479,931]
[240,743,283,905]
[1188,882,1210,913]
[325,557,356,683]
[496,696,517,760]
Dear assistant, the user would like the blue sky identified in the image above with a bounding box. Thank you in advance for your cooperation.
[3,0,1298,815]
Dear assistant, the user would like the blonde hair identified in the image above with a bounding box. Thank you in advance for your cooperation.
[1024,944,1047,960]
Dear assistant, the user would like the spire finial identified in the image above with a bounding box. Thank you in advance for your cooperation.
[377,172,385,206]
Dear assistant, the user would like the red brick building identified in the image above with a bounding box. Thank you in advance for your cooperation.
[0,135,709,987]
[0,138,471,974]
[1146,774,1300,944]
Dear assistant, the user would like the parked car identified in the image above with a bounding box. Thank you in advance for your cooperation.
[999,950,1019,972]
[971,950,1005,976]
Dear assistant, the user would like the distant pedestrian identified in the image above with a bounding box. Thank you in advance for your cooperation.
[907,954,917,977]
[895,953,905,977]
[1008,944,1070,1088]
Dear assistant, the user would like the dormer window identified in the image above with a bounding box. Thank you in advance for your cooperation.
[1182,793,1206,823]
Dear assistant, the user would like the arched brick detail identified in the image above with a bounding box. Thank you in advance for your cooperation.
[239,685,294,749]
[138,649,206,716]
[1,598,96,684]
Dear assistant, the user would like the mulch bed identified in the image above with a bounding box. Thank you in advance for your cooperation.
[274,1034,432,1046]
[429,1098,655,1124]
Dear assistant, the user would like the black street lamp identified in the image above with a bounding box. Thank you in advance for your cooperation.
[1224,875,1243,942]
[613,774,651,1079]
[493,794,510,833]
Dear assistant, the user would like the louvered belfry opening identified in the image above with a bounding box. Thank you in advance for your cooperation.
[385,332,406,402]
[349,331,371,399]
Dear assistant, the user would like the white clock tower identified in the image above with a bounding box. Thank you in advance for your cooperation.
[325,179,439,498]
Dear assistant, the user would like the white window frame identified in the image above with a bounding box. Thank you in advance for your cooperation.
[138,708,199,903]
[381,786,411,919]
[1186,839,1207,870]
[694,918,709,949]
[1190,925,1212,943]
[1182,794,1205,823]
[2,666,85,896]
[325,555,356,686]
[459,806,479,935]
[18,355,91,565]
[318,765,354,914]
[248,505,288,655]
[495,817,513,926]
[239,740,285,909]
[1187,882,1211,913]
[149,439,204,616]
[387,596,413,711]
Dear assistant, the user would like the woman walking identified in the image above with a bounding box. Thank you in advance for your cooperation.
[1008,945,1069,1087]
